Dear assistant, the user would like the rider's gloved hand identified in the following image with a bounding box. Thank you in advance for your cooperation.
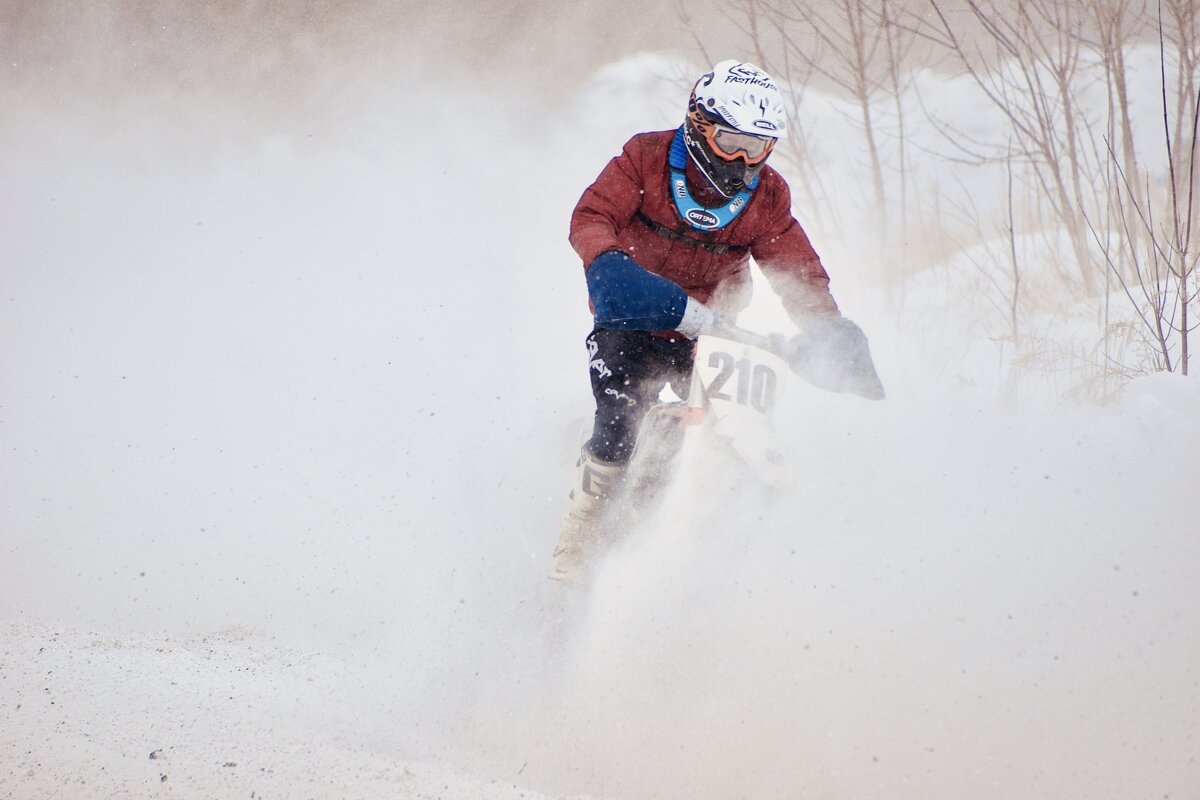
[798,314,868,356]
[784,314,885,400]
[676,297,718,339]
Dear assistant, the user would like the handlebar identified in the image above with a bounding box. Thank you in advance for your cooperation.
[703,319,885,401]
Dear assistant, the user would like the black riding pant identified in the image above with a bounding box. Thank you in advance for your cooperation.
[584,327,694,463]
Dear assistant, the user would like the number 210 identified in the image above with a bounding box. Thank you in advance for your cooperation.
[706,351,777,413]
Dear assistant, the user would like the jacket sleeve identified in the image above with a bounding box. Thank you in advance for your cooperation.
[751,177,841,320]
[569,137,647,267]
[586,250,689,331]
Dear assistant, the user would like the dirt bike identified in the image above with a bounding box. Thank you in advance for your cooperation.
[613,317,885,527]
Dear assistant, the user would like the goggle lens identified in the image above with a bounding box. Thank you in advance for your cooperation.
[711,127,774,163]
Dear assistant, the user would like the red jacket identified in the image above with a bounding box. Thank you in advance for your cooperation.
[569,129,840,321]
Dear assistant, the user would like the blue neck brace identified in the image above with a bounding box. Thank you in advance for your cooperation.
[669,126,756,231]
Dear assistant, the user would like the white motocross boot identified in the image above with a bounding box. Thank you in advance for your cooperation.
[548,445,624,584]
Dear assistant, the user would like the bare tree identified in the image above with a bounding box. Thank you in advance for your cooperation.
[766,0,922,236]
[919,0,1106,295]
[1087,6,1199,376]
[678,0,1197,387]
[1090,0,1146,187]
[877,0,919,244]
[1162,0,1199,179]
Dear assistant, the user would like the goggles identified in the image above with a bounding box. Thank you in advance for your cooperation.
[709,126,775,163]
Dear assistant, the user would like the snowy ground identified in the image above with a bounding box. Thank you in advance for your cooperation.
[3,32,1200,800]
[2,620,569,800]
[3,369,1197,800]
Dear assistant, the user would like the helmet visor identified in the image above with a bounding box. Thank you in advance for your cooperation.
[711,126,775,164]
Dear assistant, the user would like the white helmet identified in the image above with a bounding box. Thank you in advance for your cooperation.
[685,60,789,196]
[691,60,789,138]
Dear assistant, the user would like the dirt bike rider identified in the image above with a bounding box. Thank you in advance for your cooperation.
[550,60,871,582]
